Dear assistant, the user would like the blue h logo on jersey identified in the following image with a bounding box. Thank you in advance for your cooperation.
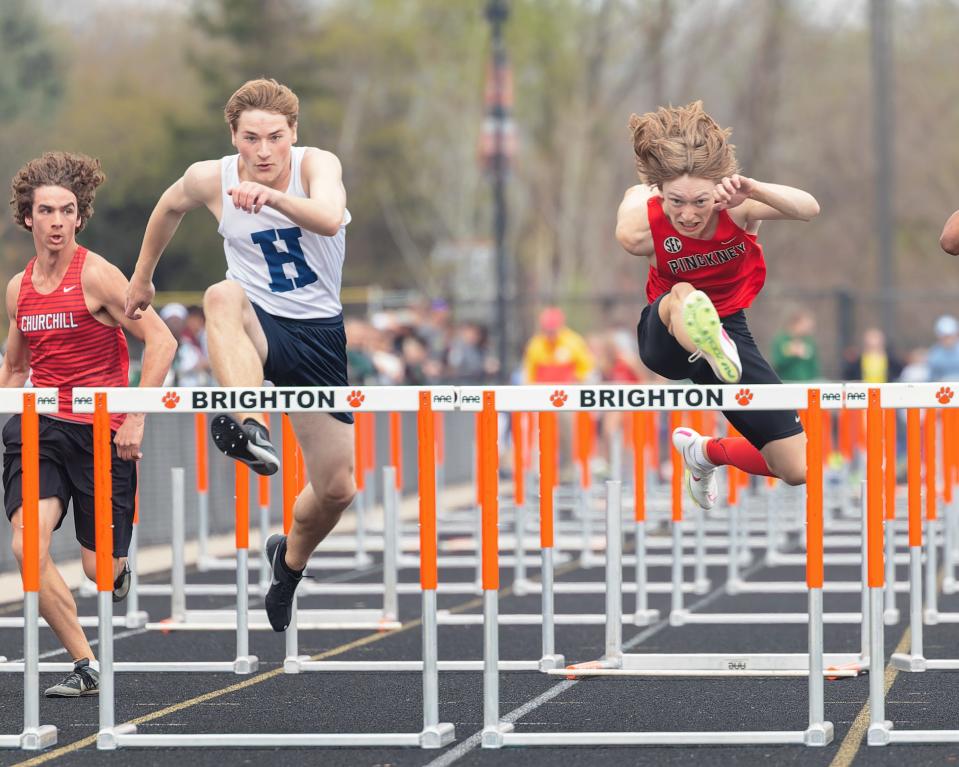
[250,227,319,293]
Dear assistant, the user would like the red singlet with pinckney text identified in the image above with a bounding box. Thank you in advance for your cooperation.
[644,196,767,317]
[17,246,129,430]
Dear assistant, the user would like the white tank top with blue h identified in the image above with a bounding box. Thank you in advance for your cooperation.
[217,145,350,319]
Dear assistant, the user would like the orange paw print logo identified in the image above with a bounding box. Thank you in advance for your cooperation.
[735,388,753,406]
[937,386,954,405]
[347,390,365,408]
[550,390,568,408]
[162,391,180,409]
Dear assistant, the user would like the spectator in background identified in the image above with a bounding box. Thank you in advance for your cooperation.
[770,309,820,381]
[523,307,593,383]
[447,322,490,383]
[401,334,440,385]
[928,315,959,381]
[898,347,930,383]
[344,317,377,385]
[185,305,209,360]
[842,327,902,383]
[160,302,209,386]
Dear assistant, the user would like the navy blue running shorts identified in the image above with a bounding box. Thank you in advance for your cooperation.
[637,294,803,450]
[252,304,354,425]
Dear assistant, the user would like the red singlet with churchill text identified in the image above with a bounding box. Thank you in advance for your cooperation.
[17,246,129,430]
[644,196,766,317]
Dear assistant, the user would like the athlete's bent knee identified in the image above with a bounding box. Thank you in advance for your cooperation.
[321,472,356,513]
[203,281,245,313]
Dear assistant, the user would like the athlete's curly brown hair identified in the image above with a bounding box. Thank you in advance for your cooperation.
[628,101,739,188]
[10,151,106,233]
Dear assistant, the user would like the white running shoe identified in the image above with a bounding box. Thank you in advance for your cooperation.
[682,290,742,384]
[672,427,719,510]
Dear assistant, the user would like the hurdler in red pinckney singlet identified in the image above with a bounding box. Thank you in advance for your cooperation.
[17,246,129,430]
[644,196,767,318]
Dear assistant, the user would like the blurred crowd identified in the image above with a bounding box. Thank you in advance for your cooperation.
[153,296,959,389]
[771,308,959,385]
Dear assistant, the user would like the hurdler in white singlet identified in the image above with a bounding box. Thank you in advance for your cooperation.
[217,145,350,319]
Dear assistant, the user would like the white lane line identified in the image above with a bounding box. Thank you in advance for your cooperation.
[424,560,765,767]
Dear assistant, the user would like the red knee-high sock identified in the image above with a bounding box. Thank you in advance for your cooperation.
[705,437,775,477]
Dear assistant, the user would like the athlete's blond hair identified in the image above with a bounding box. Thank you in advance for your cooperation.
[224,78,299,132]
[628,101,738,188]
[10,151,105,233]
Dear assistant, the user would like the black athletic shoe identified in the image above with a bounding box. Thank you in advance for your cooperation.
[264,534,302,632]
[45,658,99,698]
[112,562,131,603]
[210,415,280,476]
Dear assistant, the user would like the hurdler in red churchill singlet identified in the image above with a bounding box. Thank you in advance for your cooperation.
[16,246,129,430]
[644,196,767,317]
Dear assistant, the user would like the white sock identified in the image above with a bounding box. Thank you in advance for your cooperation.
[694,436,716,471]
[88,659,100,672]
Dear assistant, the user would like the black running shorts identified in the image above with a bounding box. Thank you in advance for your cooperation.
[252,304,354,426]
[637,294,804,450]
[3,415,137,556]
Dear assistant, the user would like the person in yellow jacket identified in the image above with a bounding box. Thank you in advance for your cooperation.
[523,307,593,383]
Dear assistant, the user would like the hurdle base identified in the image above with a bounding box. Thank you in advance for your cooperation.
[631,609,660,627]
[883,608,900,625]
[97,723,137,750]
[693,578,711,595]
[890,653,927,672]
[866,721,894,746]
[803,722,834,747]
[481,722,514,748]
[19,725,57,751]
[233,655,258,674]
[669,609,690,627]
[943,577,958,594]
[419,722,455,749]
[539,654,566,671]
[124,610,149,629]
[284,655,311,674]
[924,609,940,625]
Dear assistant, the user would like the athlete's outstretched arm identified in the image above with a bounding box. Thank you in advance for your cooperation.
[941,209,959,255]
[88,255,177,460]
[714,175,820,223]
[226,149,346,236]
[0,276,30,388]
[615,185,656,258]
[126,161,220,319]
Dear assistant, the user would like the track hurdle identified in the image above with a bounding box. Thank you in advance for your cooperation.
[852,383,959,746]
[482,385,839,749]
[140,408,401,632]
[85,386,454,750]
[0,391,57,751]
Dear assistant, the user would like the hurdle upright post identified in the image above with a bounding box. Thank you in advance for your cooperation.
[10,393,57,750]
[124,478,148,628]
[604,479,624,663]
[511,412,527,593]
[537,410,564,669]
[924,409,939,622]
[891,408,926,671]
[883,408,899,623]
[481,391,513,747]
[804,388,833,745]
[416,391,455,747]
[195,413,210,568]
[866,389,892,743]
[669,411,688,625]
[96,394,136,749]
[233,463,257,674]
[632,411,658,625]
[283,416,307,672]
